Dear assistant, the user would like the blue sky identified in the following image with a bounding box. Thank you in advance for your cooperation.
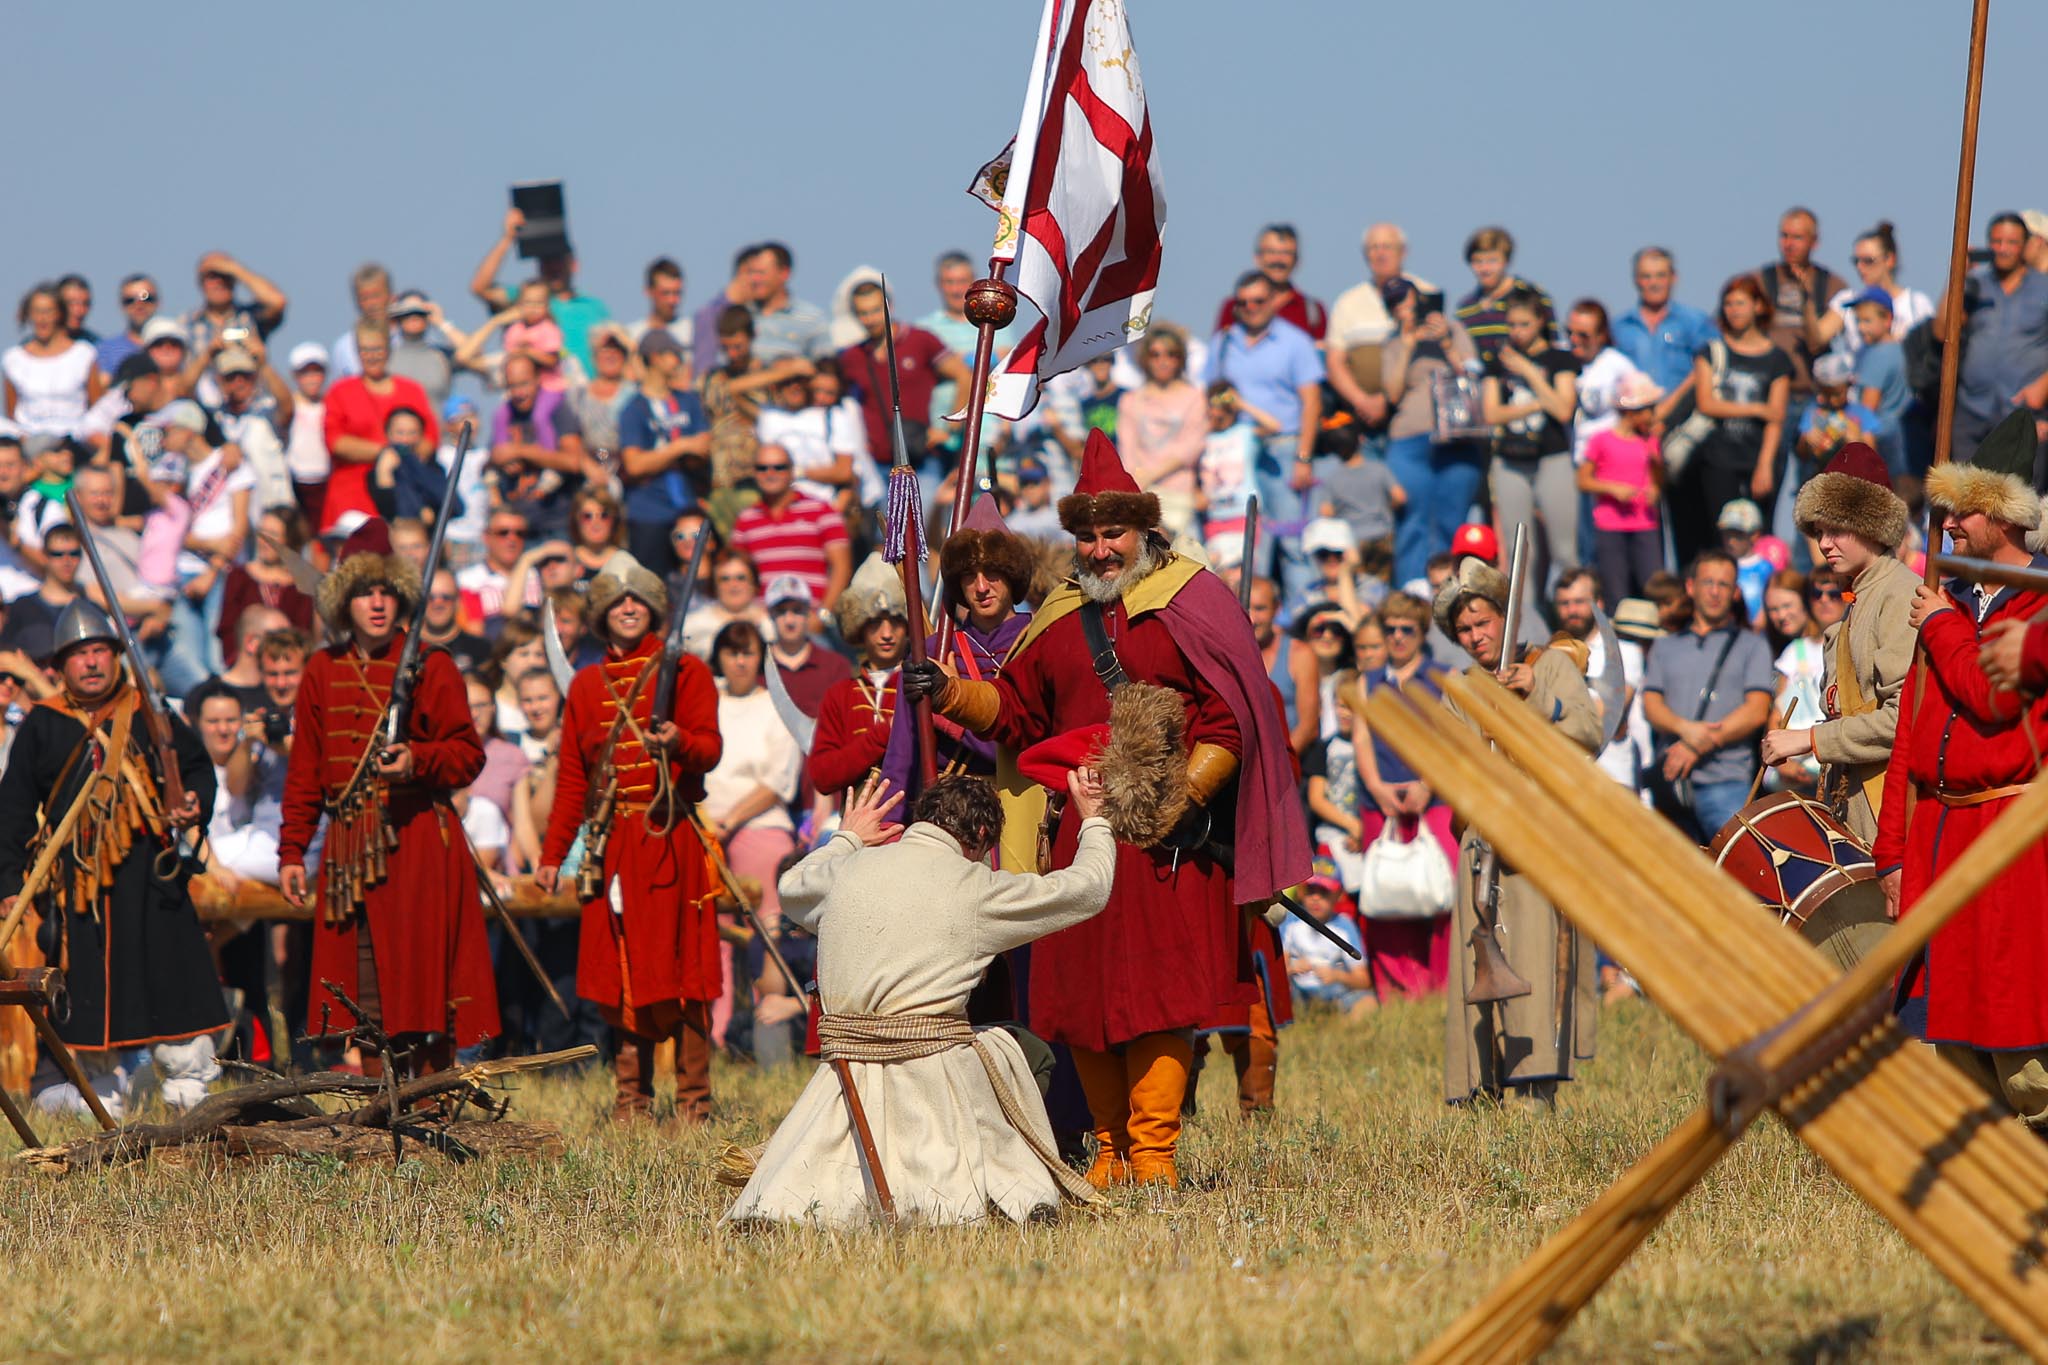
[9,1,2046,354]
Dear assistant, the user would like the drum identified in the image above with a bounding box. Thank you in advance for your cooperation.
[1707,791,1890,970]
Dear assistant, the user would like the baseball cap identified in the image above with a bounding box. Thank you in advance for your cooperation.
[113,352,157,387]
[146,400,209,435]
[1451,523,1500,563]
[1812,353,1855,388]
[2023,210,2048,241]
[388,290,431,320]
[140,317,188,349]
[215,346,258,376]
[637,329,683,362]
[1304,872,1344,896]
[1614,373,1664,411]
[443,394,476,422]
[1716,498,1765,534]
[764,573,814,610]
[1302,517,1352,558]
[1015,456,1048,486]
[1203,532,1245,572]
[288,341,330,372]
[1848,286,1895,316]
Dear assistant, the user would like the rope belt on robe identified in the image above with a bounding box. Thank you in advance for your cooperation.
[816,1011,1104,1208]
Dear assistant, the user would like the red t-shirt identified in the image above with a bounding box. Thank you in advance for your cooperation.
[837,326,948,460]
[729,494,848,604]
[1211,289,1328,341]
[320,375,440,531]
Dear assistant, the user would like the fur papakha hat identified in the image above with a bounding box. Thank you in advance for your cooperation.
[1794,441,1909,550]
[1431,555,1512,637]
[585,551,670,639]
[837,552,909,645]
[317,517,423,634]
[939,493,1034,605]
[1058,429,1162,536]
[1925,410,2047,551]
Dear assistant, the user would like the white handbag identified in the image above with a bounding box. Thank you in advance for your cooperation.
[1359,821,1454,921]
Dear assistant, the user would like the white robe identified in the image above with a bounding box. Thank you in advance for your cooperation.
[724,817,1115,1227]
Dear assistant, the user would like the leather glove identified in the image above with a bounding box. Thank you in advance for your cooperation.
[900,659,948,701]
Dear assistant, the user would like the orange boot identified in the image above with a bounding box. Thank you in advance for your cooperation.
[1126,1032,1194,1188]
[1069,1045,1133,1188]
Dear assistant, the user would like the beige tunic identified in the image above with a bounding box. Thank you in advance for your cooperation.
[1443,649,1603,1103]
[724,818,1115,1228]
[1810,554,1919,846]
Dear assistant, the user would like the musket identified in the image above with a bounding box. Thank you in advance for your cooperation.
[876,276,939,786]
[1467,526,1534,1007]
[650,508,714,734]
[382,419,476,757]
[66,491,192,873]
[1237,495,1259,612]
[1930,553,2048,595]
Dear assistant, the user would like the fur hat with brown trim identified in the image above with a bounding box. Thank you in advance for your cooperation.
[317,517,423,635]
[1925,409,2048,552]
[1431,555,1512,637]
[1058,429,1162,535]
[939,492,1034,607]
[585,551,670,640]
[1793,441,1909,550]
[1094,681,1191,848]
[837,552,908,645]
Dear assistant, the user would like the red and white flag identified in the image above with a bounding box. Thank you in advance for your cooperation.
[966,0,1165,420]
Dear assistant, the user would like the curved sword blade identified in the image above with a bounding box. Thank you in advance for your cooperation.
[1592,605,1628,749]
[764,653,817,752]
[541,599,576,694]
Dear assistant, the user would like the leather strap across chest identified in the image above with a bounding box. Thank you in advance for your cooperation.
[1077,601,1130,697]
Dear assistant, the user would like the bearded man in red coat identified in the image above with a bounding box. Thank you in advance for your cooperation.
[905,431,1310,1188]
[279,518,498,1071]
[537,553,724,1123]
[1876,410,2048,1126]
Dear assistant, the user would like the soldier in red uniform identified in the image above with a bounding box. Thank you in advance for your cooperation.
[536,553,724,1123]
[279,519,498,1071]
[1878,413,2048,1126]
[905,431,1310,1188]
[808,553,909,799]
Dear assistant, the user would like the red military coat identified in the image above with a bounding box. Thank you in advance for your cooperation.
[542,634,724,1014]
[808,670,896,797]
[983,600,1252,1052]
[1875,571,2048,1050]
[279,636,500,1045]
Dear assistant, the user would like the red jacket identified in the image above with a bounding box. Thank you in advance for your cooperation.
[1876,575,2048,1049]
[320,375,438,532]
[808,671,896,798]
[543,634,724,1009]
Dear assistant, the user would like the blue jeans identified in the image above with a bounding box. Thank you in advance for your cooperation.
[1387,435,1487,588]
[1253,433,1319,604]
[1688,777,1753,843]
[161,588,220,699]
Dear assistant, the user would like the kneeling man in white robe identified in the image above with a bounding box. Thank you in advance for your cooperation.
[724,768,1115,1226]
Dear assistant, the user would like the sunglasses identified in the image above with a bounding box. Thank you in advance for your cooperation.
[122,292,154,305]
[1383,622,1420,636]
[1311,549,1345,560]
[754,462,792,473]
[1852,254,1882,265]
[1811,587,1844,600]
[715,572,754,585]
[46,547,82,559]
[1310,622,1348,638]
[487,526,527,539]
[428,591,459,603]
[672,530,701,543]
[577,509,614,521]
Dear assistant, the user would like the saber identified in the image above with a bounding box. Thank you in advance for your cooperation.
[383,419,476,756]
[541,598,576,693]
[1237,495,1259,611]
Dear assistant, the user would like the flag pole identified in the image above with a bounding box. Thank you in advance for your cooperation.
[932,263,1019,666]
[1925,0,1990,591]
[876,277,940,787]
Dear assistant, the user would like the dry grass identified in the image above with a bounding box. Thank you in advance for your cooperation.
[0,999,2022,1363]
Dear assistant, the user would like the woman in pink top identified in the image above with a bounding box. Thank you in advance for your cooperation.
[1576,372,1665,608]
[1116,326,1208,535]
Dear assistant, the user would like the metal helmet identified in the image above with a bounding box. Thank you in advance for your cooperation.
[51,598,120,662]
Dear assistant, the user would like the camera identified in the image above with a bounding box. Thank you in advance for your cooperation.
[221,326,251,345]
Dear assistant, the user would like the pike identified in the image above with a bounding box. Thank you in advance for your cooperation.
[1930,552,2048,595]
[380,419,475,759]
[1237,495,1259,612]
[1467,527,1535,1010]
[66,490,194,874]
[875,275,939,787]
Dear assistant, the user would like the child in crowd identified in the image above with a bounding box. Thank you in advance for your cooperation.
[1196,381,1271,545]
[493,280,567,391]
[371,405,452,525]
[1850,288,1912,477]
[1798,353,1879,469]
[1575,373,1663,608]
[1717,498,1790,628]
[1316,416,1404,569]
[1280,874,1374,1019]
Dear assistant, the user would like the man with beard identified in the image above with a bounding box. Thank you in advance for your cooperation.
[1875,409,2048,1126]
[1435,556,1602,1108]
[1552,567,1642,790]
[0,600,222,1119]
[1761,442,1915,868]
[278,518,499,1072]
[905,431,1308,1188]
[537,553,723,1124]
[809,553,910,800]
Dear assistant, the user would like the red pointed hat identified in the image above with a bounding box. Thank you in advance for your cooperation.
[1794,441,1908,548]
[1058,429,1161,535]
[1016,725,1111,790]
[338,516,394,561]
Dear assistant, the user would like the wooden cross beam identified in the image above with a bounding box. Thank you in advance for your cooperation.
[1366,670,2048,1362]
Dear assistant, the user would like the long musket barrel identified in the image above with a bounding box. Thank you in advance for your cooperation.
[1930,553,2048,595]
[653,517,715,723]
[384,419,476,751]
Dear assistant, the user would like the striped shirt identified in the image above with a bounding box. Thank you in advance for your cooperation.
[729,494,847,605]
[1454,276,1556,367]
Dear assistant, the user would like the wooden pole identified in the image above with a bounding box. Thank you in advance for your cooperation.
[933,266,1020,668]
[1926,0,1992,585]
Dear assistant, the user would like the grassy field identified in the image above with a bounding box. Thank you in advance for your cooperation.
[0,998,2021,1363]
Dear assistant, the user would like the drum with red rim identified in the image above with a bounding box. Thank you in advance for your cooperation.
[1707,791,1889,969]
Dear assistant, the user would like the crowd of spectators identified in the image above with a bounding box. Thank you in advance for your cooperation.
[4,200,2042,1055]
